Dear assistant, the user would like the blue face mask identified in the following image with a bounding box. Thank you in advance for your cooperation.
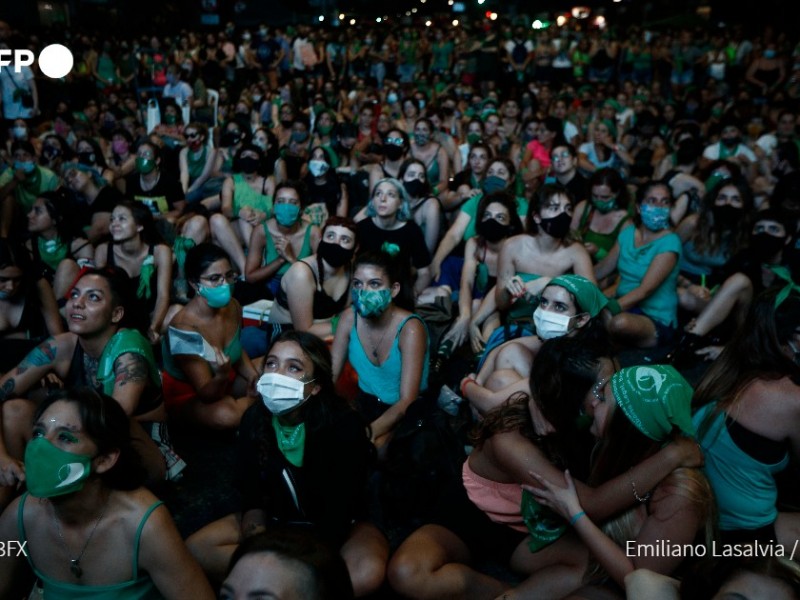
[640,204,671,231]
[387,92,399,104]
[274,203,301,227]
[14,160,35,174]
[764,49,776,59]
[351,288,392,318]
[482,175,508,195]
[198,283,232,308]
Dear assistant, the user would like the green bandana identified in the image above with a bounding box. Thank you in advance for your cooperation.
[769,265,800,307]
[547,275,617,318]
[272,414,306,467]
[610,365,694,441]
[521,489,567,552]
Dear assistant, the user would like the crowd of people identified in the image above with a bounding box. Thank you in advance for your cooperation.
[1,13,800,599]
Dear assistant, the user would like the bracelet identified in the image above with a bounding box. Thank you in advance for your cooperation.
[460,377,477,397]
[629,472,652,503]
[569,510,586,526]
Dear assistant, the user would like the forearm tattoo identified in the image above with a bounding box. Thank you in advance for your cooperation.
[16,337,57,376]
[0,379,15,402]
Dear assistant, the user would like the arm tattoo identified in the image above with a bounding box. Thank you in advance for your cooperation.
[16,337,57,376]
[114,352,149,387]
[0,379,15,402]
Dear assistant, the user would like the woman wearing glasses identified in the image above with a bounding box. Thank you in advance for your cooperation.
[162,244,259,430]
[594,181,682,348]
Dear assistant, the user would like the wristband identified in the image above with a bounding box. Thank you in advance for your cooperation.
[569,510,586,526]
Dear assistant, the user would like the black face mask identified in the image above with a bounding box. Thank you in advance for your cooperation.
[222,132,241,147]
[280,118,293,128]
[477,217,511,243]
[721,136,740,148]
[384,144,405,161]
[318,240,355,268]
[538,211,572,239]
[42,146,61,160]
[750,232,786,261]
[713,205,742,229]
[77,151,96,166]
[403,179,427,198]
[237,156,259,174]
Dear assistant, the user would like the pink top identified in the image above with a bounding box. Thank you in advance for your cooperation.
[462,459,527,532]
[525,140,552,170]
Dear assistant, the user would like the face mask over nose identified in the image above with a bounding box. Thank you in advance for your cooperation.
[257,372,314,414]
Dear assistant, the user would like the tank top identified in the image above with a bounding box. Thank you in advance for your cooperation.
[262,223,313,277]
[18,494,164,600]
[274,261,348,320]
[577,203,629,261]
[186,146,208,183]
[106,243,158,316]
[348,313,429,405]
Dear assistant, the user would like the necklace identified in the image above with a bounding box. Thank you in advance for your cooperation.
[368,309,394,359]
[50,493,110,579]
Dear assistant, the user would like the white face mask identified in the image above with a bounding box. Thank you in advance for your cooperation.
[533,307,574,340]
[308,159,329,177]
[256,373,314,415]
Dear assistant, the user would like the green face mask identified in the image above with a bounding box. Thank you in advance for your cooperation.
[198,282,232,308]
[317,123,333,136]
[24,437,92,499]
[136,157,156,174]
[351,288,392,318]
[467,132,482,146]
[164,113,177,125]
[591,196,617,214]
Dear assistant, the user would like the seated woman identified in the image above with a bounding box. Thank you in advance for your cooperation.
[492,184,595,346]
[26,189,93,299]
[62,161,120,245]
[578,119,633,175]
[331,251,429,453]
[672,210,791,362]
[388,342,704,600]
[443,191,524,356]
[398,158,443,255]
[355,178,432,299]
[303,146,348,227]
[570,167,632,266]
[0,267,177,499]
[187,331,389,597]
[595,181,682,348]
[463,274,615,415]
[525,364,714,599]
[674,178,752,317]
[94,201,174,344]
[693,286,800,550]
[0,240,63,372]
[245,180,321,299]
[75,136,116,185]
[107,127,136,187]
[162,244,259,430]
[0,388,214,600]
[179,122,222,205]
[365,128,410,193]
[444,141,493,216]
[409,118,449,198]
[242,216,356,358]
[431,157,528,284]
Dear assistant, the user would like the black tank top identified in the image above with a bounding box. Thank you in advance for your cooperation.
[275,261,348,320]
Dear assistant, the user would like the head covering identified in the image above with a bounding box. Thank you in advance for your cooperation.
[547,275,616,318]
[604,99,622,113]
[610,365,695,441]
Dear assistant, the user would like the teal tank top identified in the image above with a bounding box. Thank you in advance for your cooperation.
[18,494,164,600]
[348,313,429,405]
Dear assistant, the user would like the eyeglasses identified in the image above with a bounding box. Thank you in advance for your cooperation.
[186,132,199,139]
[552,150,571,160]
[592,378,607,403]
[200,270,238,285]
[385,137,404,146]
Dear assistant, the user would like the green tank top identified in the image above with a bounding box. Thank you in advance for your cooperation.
[38,236,69,272]
[508,272,541,323]
[186,147,207,183]
[232,174,273,217]
[577,202,629,262]
[18,493,164,600]
[263,222,313,277]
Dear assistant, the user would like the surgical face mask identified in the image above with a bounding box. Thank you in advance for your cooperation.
[12,126,27,140]
[482,175,507,195]
[387,92,399,104]
[308,159,329,177]
[252,94,262,104]
[197,282,232,308]
[111,140,129,155]
[352,288,392,318]
[274,203,301,227]
[136,157,156,174]
[533,307,575,340]
[0,290,12,300]
[14,160,35,174]
[538,211,572,239]
[257,372,314,415]
[253,138,269,152]
[640,204,670,231]
[291,130,309,143]
[24,437,92,499]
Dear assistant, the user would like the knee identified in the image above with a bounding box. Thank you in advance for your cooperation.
[209,212,227,233]
[387,551,428,596]
[200,401,245,430]
[182,216,210,241]
[349,555,387,597]
[607,313,631,336]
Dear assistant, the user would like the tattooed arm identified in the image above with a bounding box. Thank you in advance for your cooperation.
[0,337,61,403]
[111,352,150,416]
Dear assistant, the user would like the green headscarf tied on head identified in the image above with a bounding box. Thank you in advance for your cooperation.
[604,99,622,114]
[600,118,618,140]
[610,365,695,441]
[547,275,620,318]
